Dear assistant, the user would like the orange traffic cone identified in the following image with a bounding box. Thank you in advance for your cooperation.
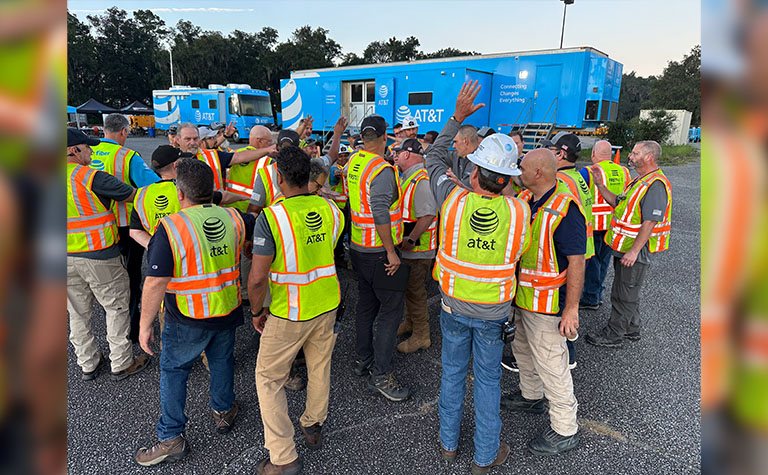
[613,149,621,164]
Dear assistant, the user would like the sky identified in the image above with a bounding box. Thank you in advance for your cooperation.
[68,0,701,77]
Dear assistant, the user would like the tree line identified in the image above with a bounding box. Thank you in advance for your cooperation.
[67,8,699,125]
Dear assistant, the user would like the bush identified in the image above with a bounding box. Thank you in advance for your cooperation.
[605,119,632,149]
[631,110,675,145]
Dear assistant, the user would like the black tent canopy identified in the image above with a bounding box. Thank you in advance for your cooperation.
[76,98,117,114]
[120,100,153,115]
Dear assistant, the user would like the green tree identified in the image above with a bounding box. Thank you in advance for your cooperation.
[650,45,701,125]
[617,71,654,121]
[362,36,421,63]
[417,47,479,59]
[67,12,98,106]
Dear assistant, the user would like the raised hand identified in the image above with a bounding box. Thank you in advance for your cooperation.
[453,80,486,123]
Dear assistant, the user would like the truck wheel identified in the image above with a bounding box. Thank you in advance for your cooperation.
[232,130,240,143]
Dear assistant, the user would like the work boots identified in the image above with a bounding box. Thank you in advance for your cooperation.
[397,320,412,337]
[397,319,430,353]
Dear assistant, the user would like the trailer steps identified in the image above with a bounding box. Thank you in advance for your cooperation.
[514,122,555,152]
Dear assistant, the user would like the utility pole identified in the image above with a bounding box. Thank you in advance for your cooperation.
[169,47,175,87]
[560,0,574,49]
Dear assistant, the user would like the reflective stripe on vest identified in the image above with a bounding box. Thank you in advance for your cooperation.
[263,195,343,321]
[134,181,180,235]
[90,141,133,226]
[590,161,631,231]
[401,168,437,253]
[605,170,672,253]
[347,150,403,247]
[433,188,530,304]
[556,170,595,259]
[161,205,245,318]
[257,162,284,207]
[515,182,587,314]
[226,152,270,212]
[197,149,225,191]
[67,163,118,252]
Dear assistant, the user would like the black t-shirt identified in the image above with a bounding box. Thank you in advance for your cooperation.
[527,185,587,315]
[145,205,255,330]
[219,151,235,169]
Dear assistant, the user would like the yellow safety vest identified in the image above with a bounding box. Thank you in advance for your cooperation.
[226,147,270,212]
[67,163,119,252]
[330,164,347,209]
[90,141,134,226]
[263,195,343,321]
[161,205,245,318]
[590,160,631,231]
[255,162,284,208]
[133,181,180,235]
[401,168,437,254]
[557,169,595,259]
[516,181,588,315]
[605,170,672,254]
[197,149,225,191]
[433,188,530,304]
[346,150,403,247]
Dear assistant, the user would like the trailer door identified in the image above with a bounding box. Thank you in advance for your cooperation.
[322,81,341,131]
[218,92,227,123]
[347,80,376,128]
[464,70,492,128]
[532,65,562,123]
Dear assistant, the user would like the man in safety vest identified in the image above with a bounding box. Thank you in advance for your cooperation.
[586,140,671,348]
[226,125,273,213]
[502,147,587,456]
[248,145,344,474]
[176,122,275,193]
[392,138,438,354]
[91,113,160,341]
[580,140,631,310]
[426,81,531,473]
[346,114,409,402]
[135,158,256,466]
[67,128,149,382]
[246,128,301,217]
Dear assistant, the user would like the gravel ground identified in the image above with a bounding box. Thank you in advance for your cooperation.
[68,137,700,474]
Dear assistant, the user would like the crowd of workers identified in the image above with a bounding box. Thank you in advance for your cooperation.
[66,80,672,474]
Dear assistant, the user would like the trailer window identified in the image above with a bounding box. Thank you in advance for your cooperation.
[192,100,199,109]
[237,95,272,117]
[350,84,363,103]
[600,100,610,121]
[209,100,217,109]
[167,103,172,112]
[366,83,375,102]
[409,92,433,106]
[584,101,598,121]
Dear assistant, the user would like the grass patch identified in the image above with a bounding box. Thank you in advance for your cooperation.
[577,144,699,166]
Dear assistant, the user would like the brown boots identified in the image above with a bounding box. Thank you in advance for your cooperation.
[397,319,430,353]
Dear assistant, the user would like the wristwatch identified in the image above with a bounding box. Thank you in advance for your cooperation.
[407,237,416,246]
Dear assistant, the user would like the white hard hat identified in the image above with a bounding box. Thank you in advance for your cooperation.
[467,133,521,176]
[401,116,419,130]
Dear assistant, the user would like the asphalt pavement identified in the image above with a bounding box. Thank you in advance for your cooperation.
[67,137,700,474]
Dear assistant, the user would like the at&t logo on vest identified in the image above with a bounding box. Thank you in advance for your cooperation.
[154,195,169,210]
[468,208,499,250]
[90,159,105,171]
[304,212,326,244]
[203,217,229,256]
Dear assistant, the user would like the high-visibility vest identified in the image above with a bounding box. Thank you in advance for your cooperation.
[218,145,233,153]
[590,160,631,231]
[161,205,245,318]
[197,149,225,191]
[433,188,530,304]
[133,181,180,235]
[401,168,437,254]
[557,169,595,259]
[605,170,672,254]
[516,181,588,315]
[263,195,343,321]
[346,150,403,247]
[225,147,270,212]
[90,140,134,226]
[255,162,284,208]
[67,163,119,253]
[330,164,347,209]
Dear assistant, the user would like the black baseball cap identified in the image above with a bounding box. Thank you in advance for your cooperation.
[540,132,581,161]
[168,125,178,136]
[151,145,182,170]
[360,115,388,138]
[277,129,300,147]
[68,128,100,147]
[394,138,423,154]
[353,138,364,148]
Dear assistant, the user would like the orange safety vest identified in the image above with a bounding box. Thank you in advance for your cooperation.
[590,161,631,231]
[67,163,119,252]
[197,149,225,191]
[401,168,437,253]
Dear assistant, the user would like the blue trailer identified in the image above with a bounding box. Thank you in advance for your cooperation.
[152,84,274,142]
[280,47,622,147]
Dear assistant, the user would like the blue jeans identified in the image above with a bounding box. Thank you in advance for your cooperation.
[157,320,236,441]
[438,308,506,467]
[581,230,612,305]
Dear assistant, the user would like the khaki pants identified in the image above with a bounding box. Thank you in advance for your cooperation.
[402,258,432,339]
[67,255,133,372]
[511,307,578,436]
[255,309,337,465]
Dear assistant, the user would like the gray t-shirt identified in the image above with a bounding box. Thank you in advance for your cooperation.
[68,170,133,260]
[252,212,276,256]
[612,178,669,264]
[350,166,399,253]
[401,164,438,260]
[424,119,513,320]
